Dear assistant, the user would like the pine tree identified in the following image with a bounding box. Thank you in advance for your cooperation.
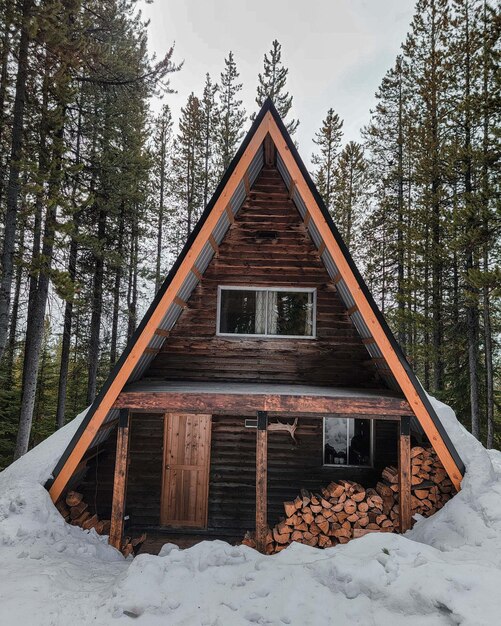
[331,141,367,251]
[254,40,299,134]
[200,73,219,208]
[216,51,246,172]
[403,0,452,394]
[311,108,343,210]
[0,0,34,362]
[152,104,173,292]
[172,93,204,240]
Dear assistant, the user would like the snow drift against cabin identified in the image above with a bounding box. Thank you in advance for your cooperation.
[1,397,501,625]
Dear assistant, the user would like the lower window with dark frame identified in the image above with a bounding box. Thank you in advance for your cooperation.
[323,417,373,467]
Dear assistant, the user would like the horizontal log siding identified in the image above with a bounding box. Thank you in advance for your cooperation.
[146,167,382,388]
[209,415,397,531]
[78,413,399,531]
[79,429,117,521]
[126,413,164,527]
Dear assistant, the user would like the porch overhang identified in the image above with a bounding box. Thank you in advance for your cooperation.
[113,381,413,418]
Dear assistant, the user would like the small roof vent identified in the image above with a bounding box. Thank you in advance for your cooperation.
[255,230,278,242]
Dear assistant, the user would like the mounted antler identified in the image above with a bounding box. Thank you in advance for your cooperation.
[268,417,298,443]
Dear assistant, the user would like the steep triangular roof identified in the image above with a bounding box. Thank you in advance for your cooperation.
[45,99,464,500]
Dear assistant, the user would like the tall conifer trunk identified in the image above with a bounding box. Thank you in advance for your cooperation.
[86,205,106,406]
[56,95,83,429]
[0,0,33,361]
[15,113,66,458]
[396,60,406,349]
[110,201,125,367]
[0,0,15,208]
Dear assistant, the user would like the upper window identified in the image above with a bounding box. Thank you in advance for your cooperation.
[324,417,373,467]
[217,287,316,338]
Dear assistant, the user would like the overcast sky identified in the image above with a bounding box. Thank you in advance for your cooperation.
[140,0,416,165]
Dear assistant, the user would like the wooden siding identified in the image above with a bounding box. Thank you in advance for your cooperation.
[146,167,383,388]
[209,415,397,532]
[78,413,399,531]
[79,429,117,521]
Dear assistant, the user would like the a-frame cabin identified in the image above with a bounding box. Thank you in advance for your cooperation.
[46,99,464,553]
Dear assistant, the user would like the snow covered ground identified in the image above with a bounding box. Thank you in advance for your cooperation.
[1,400,501,626]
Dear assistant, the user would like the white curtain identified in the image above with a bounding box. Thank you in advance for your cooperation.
[254,291,267,334]
[267,291,278,335]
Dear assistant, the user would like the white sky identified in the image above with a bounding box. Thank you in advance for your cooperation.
[140,0,416,166]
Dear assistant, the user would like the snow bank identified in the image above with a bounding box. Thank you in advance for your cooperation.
[1,398,501,625]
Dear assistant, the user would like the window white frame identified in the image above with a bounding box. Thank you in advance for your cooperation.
[216,285,317,339]
[322,417,375,468]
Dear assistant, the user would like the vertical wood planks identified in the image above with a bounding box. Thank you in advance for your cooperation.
[109,409,130,550]
[255,411,268,552]
[398,415,412,533]
[160,413,212,527]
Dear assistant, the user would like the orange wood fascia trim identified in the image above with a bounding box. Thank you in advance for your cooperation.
[48,114,272,503]
[267,118,462,491]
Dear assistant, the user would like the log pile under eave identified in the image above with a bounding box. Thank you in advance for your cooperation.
[242,446,456,554]
[56,491,146,556]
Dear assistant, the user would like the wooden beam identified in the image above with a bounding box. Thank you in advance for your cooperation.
[173,295,187,309]
[398,416,412,533]
[288,179,296,200]
[154,328,170,338]
[144,347,159,355]
[244,172,251,196]
[264,133,275,166]
[191,265,203,281]
[361,337,377,345]
[47,110,271,504]
[317,241,326,256]
[113,390,412,416]
[267,114,463,491]
[346,304,358,316]
[255,411,268,553]
[109,409,130,550]
[332,273,343,285]
[225,203,235,224]
[208,234,219,255]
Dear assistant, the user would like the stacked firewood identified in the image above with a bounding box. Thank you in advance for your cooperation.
[242,446,455,554]
[56,491,146,556]
[375,446,455,525]
[56,491,111,535]
[242,480,395,554]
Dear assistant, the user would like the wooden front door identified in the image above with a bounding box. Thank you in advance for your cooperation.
[160,413,212,528]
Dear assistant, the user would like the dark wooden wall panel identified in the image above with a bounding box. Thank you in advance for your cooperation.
[126,412,163,527]
[146,167,383,388]
[78,413,398,532]
[79,429,117,521]
[209,415,396,532]
[78,414,399,532]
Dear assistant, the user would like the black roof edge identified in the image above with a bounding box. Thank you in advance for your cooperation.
[266,101,465,477]
[44,101,273,492]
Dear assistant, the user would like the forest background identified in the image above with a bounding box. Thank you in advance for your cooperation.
[0,0,498,468]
